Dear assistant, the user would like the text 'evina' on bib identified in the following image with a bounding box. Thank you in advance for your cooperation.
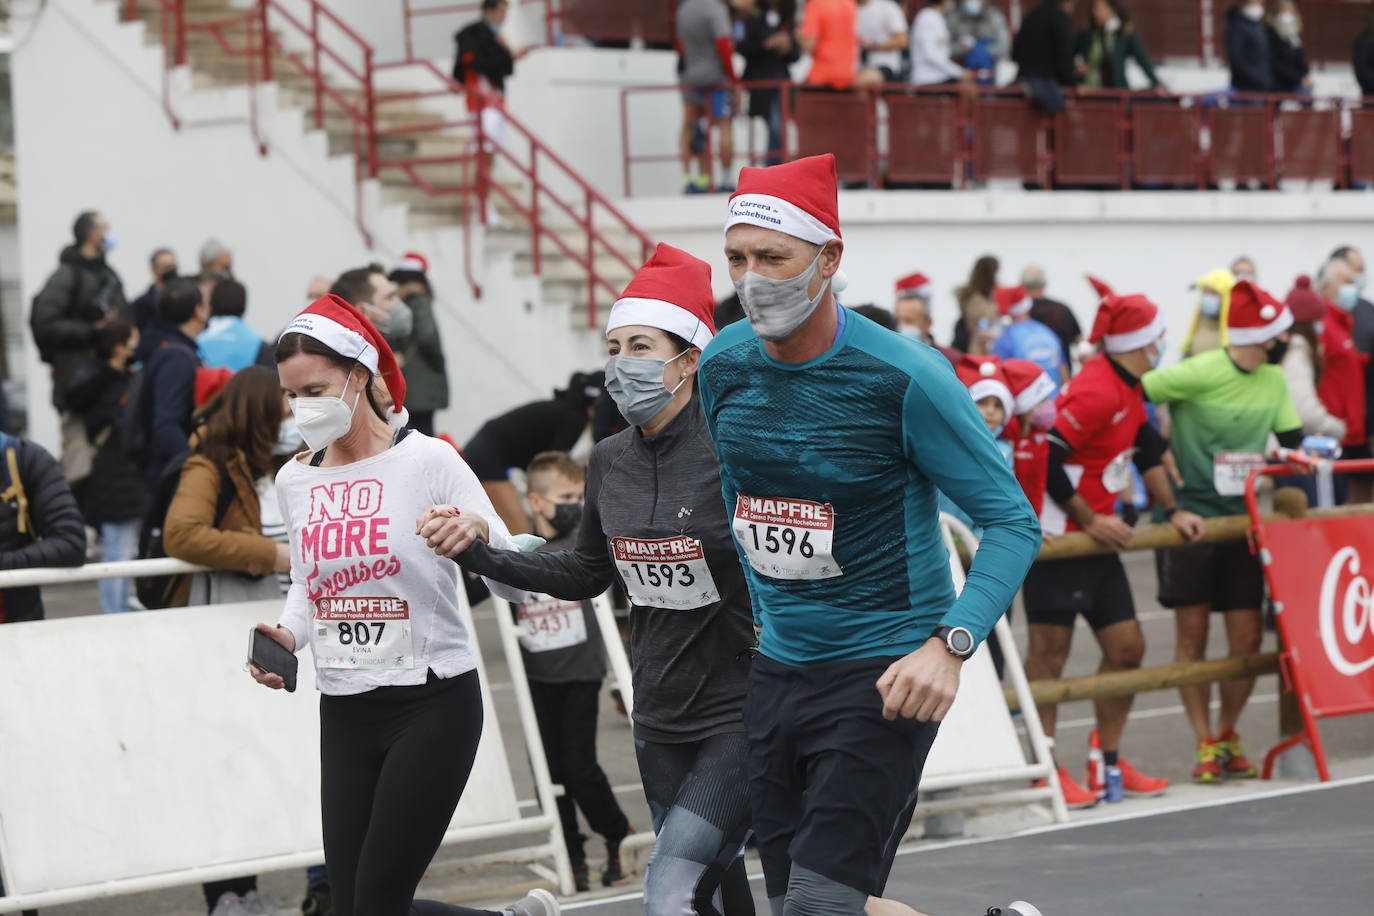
[313,596,414,669]
[732,495,842,581]
[612,536,721,610]
[517,593,588,653]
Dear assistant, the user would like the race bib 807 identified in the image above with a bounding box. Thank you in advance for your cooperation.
[313,596,414,668]
[733,495,842,581]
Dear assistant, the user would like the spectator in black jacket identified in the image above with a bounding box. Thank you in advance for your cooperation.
[30,210,128,412]
[1073,0,1161,90]
[1225,1,1271,92]
[130,247,178,341]
[1354,11,1374,98]
[64,321,149,614]
[1012,0,1077,111]
[1266,0,1310,94]
[140,278,209,487]
[0,432,86,623]
[453,0,526,95]
[735,0,799,167]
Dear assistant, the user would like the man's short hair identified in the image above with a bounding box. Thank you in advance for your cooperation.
[159,278,205,325]
[1021,265,1047,291]
[330,267,381,307]
[200,238,231,268]
[851,304,896,330]
[73,211,100,245]
[482,0,506,11]
[1316,257,1351,290]
[210,278,247,317]
[526,451,585,496]
[1331,245,1359,264]
[149,247,175,268]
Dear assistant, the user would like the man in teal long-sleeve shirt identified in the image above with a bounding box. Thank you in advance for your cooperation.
[697,154,1042,915]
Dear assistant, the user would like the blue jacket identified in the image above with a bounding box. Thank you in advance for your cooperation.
[197,315,266,373]
[1226,6,1271,91]
[141,324,200,486]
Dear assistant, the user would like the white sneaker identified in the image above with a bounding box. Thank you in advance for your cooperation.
[238,890,297,916]
[506,888,560,916]
[210,893,250,916]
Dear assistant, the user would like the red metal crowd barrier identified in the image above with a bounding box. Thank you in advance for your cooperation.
[622,81,1373,195]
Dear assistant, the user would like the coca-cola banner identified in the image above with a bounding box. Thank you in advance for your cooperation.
[1261,516,1374,719]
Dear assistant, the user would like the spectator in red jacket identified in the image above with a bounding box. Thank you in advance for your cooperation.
[1316,257,1371,502]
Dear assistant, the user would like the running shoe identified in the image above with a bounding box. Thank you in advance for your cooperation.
[506,888,560,916]
[1192,739,1225,783]
[300,883,332,916]
[1117,757,1169,796]
[986,903,1044,916]
[602,832,631,886]
[1033,766,1099,809]
[210,894,249,916]
[1216,729,1258,778]
[572,860,590,893]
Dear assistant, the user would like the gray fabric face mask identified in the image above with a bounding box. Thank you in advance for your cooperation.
[734,248,832,342]
[605,351,687,426]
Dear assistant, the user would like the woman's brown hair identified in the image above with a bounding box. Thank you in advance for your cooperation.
[275,332,389,422]
[193,366,285,481]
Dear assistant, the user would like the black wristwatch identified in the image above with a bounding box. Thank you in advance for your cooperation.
[931,625,976,660]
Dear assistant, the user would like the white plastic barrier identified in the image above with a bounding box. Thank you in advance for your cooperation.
[0,563,570,913]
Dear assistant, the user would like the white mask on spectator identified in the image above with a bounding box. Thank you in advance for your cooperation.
[961,0,983,16]
[1276,11,1298,32]
[1104,16,1121,32]
[1243,3,1264,22]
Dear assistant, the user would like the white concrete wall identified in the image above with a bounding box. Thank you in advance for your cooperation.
[13,0,601,454]
[620,190,1374,367]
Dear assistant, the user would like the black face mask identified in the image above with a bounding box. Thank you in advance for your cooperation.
[1266,339,1289,364]
[159,268,179,284]
[546,501,583,538]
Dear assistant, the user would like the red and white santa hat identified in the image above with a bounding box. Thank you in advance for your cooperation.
[995,285,1034,318]
[1227,279,1293,346]
[1089,292,1165,354]
[281,294,409,427]
[955,355,1014,421]
[393,251,429,274]
[1086,274,1115,302]
[1002,357,1056,416]
[607,243,716,349]
[725,154,841,246]
[896,272,933,300]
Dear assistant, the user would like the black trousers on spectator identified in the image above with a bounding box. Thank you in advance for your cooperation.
[529,679,629,864]
[319,669,499,916]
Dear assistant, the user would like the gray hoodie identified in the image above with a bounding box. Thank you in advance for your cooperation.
[458,399,753,742]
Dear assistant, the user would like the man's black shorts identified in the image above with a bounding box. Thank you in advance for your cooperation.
[1022,554,1136,630]
[1154,540,1264,611]
[744,653,939,899]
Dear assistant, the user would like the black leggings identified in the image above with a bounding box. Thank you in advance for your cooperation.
[636,732,755,915]
[320,669,500,916]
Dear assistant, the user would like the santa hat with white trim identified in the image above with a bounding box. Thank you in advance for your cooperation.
[281,294,409,428]
[1227,279,1293,346]
[1089,291,1165,354]
[955,355,1014,422]
[896,272,933,300]
[393,251,429,274]
[1086,274,1115,302]
[995,285,1034,318]
[725,154,841,246]
[1002,358,1056,416]
[607,243,715,349]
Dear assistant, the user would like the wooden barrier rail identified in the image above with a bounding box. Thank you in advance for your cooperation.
[1005,652,1282,711]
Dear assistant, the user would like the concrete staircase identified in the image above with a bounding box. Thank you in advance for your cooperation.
[117,0,638,325]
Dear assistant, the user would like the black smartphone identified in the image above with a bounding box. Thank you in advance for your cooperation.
[248,628,299,693]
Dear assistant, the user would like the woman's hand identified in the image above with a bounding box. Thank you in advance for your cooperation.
[416,505,491,558]
[249,623,295,690]
[273,542,292,574]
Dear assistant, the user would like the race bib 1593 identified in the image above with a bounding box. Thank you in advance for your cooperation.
[612,536,721,610]
[313,596,414,669]
[733,495,842,581]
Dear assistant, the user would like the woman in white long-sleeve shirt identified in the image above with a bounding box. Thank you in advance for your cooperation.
[249,295,558,916]
[1280,279,1346,440]
[910,0,970,85]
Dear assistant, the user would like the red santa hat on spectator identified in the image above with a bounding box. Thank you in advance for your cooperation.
[1284,275,1325,324]
[956,355,1014,421]
[1086,275,1115,302]
[995,285,1034,318]
[280,294,409,427]
[607,243,716,349]
[1002,358,1056,416]
[1089,292,1165,354]
[393,251,429,274]
[1227,279,1293,346]
[896,272,933,300]
[725,154,841,245]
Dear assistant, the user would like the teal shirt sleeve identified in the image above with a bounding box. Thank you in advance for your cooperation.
[903,364,1042,645]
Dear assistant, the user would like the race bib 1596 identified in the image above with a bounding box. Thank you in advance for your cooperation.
[733,495,842,580]
[612,536,721,610]
[313,596,414,669]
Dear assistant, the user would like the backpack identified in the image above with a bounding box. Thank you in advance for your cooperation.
[135,453,234,609]
[0,433,32,540]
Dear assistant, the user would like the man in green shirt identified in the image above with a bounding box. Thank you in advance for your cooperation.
[1142,279,1304,784]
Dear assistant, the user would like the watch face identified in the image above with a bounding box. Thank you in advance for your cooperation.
[949,628,974,656]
